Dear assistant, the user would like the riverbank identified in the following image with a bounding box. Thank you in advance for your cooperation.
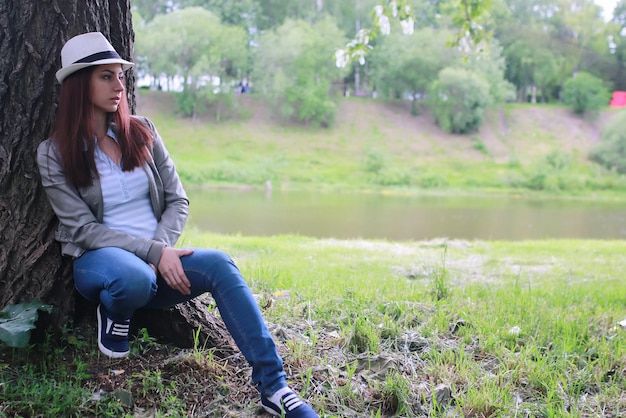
[137,90,626,198]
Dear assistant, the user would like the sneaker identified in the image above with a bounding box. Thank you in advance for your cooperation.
[96,304,130,358]
[261,388,319,417]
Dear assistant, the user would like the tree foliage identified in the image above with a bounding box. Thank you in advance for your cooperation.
[127,0,626,131]
[494,0,618,102]
[253,17,348,127]
[178,0,261,28]
[135,7,248,117]
[561,71,611,115]
[336,0,493,68]
[462,40,516,104]
[589,110,626,173]
[428,67,491,134]
[369,28,458,114]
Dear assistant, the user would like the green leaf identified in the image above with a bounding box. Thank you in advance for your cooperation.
[0,301,53,348]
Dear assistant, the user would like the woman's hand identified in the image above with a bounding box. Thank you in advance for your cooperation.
[157,247,195,295]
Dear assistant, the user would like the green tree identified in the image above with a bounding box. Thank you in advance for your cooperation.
[561,71,611,115]
[605,0,626,89]
[336,0,493,67]
[501,32,563,102]
[548,0,613,84]
[427,67,491,134]
[463,39,516,104]
[179,0,261,27]
[589,110,626,172]
[136,7,248,117]
[495,0,616,103]
[253,17,348,127]
[369,27,458,114]
[132,0,178,23]
[255,0,320,30]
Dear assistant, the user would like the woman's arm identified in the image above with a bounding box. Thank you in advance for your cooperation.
[142,118,189,247]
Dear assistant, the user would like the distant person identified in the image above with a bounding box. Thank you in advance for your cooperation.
[36,31,318,418]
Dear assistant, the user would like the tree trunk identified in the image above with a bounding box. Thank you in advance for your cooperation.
[0,0,131,323]
[0,0,218,350]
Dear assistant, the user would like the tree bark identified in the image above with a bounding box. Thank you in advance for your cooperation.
[133,296,237,357]
[0,0,134,324]
[1,1,218,351]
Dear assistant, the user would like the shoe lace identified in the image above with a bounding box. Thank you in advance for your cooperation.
[106,317,130,337]
[281,391,304,412]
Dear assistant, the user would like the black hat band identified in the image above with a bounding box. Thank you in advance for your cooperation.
[74,50,122,64]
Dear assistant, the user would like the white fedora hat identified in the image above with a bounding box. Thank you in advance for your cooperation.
[56,32,134,83]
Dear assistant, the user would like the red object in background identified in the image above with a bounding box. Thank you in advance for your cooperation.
[610,91,626,107]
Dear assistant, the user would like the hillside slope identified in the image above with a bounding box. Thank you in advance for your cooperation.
[136,91,613,166]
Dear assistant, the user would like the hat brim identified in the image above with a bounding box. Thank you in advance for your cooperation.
[56,58,134,83]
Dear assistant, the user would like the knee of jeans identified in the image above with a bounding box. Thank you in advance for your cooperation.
[213,249,234,265]
[108,273,157,306]
[212,250,242,278]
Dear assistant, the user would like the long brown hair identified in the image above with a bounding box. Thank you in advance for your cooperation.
[51,66,154,188]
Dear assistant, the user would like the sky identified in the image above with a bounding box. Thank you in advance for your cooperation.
[596,0,618,20]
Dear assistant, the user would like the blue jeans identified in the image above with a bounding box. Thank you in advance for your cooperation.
[73,247,287,396]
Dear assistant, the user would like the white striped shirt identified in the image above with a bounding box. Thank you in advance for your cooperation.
[95,131,158,239]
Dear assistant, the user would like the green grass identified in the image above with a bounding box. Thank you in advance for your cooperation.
[2,232,625,416]
[190,232,626,416]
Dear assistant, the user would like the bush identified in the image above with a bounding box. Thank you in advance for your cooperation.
[175,90,197,118]
[362,148,388,174]
[176,87,242,122]
[427,67,491,134]
[370,169,412,186]
[589,110,626,173]
[416,170,447,188]
[282,80,337,127]
[561,72,610,115]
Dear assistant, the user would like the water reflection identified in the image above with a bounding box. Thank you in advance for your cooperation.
[185,189,626,240]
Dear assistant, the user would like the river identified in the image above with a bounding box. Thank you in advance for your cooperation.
[185,189,626,241]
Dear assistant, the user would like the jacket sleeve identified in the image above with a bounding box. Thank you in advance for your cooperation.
[36,139,165,265]
[142,117,189,251]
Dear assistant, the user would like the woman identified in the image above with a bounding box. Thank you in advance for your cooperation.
[37,31,318,418]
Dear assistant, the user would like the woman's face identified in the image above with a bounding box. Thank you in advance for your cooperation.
[90,64,125,115]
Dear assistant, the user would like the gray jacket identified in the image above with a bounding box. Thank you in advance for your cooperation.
[36,116,189,266]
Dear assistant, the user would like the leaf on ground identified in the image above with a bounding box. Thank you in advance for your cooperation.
[0,301,53,348]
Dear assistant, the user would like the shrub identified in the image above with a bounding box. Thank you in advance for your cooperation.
[427,67,491,134]
[282,80,337,127]
[417,170,447,188]
[545,149,571,170]
[175,90,197,118]
[589,110,626,173]
[362,148,388,174]
[370,169,412,186]
[176,87,241,122]
[561,72,610,115]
